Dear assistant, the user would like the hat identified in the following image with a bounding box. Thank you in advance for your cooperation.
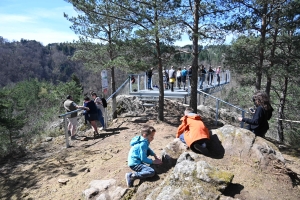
[66,95,72,99]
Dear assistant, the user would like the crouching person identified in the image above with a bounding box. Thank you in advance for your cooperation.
[125,125,162,187]
[176,107,210,155]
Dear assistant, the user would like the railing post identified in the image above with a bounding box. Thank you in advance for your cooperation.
[241,110,245,128]
[129,76,132,93]
[138,75,140,92]
[144,72,147,90]
[63,116,69,148]
[215,99,219,125]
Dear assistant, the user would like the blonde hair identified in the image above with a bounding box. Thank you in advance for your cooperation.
[141,125,156,136]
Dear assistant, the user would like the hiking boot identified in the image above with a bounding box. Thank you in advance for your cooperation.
[125,173,133,187]
[194,143,209,155]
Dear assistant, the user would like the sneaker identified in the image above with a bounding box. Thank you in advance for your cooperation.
[194,143,209,155]
[99,127,103,131]
[125,173,133,187]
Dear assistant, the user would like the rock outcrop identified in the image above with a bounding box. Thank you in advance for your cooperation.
[83,125,298,200]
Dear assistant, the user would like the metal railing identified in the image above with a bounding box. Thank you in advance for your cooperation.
[197,90,248,127]
[129,70,231,92]
[58,109,83,148]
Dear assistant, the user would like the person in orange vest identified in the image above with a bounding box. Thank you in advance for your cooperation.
[176,107,210,155]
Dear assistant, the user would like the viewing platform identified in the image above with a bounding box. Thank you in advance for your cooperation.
[129,70,231,101]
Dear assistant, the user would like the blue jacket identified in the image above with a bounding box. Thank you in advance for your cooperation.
[127,136,155,167]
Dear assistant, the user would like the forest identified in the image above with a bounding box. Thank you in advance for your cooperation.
[0,0,299,158]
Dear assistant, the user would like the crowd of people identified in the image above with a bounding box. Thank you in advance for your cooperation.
[146,65,225,91]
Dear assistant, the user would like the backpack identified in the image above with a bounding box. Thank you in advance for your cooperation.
[101,98,107,108]
[171,71,176,78]
[181,69,187,76]
[164,70,169,78]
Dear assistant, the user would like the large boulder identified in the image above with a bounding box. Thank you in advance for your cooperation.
[144,152,234,200]
[129,125,295,199]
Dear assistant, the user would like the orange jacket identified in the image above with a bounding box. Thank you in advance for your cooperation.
[176,114,210,147]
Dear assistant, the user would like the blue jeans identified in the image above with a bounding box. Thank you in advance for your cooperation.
[130,164,155,180]
[179,134,186,144]
[97,109,104,127]
[147,77,152,89]
[199,74,205,88]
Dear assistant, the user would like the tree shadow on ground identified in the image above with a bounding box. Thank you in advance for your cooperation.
[0,150,82,199]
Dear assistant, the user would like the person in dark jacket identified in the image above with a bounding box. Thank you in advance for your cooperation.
[146,67,154,90]
[84,96,100,137]
[238,91,274,138]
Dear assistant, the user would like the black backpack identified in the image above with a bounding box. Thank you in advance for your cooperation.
[101,98,107,108]
[164,70,169,78]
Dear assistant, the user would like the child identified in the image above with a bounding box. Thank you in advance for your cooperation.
[176,107,210,155]
[125,125,162,187]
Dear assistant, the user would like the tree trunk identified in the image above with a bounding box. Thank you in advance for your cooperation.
[108,25,117,119]
[155,9,164,121]
[277,76,288,142]
[190,0,200,113]
[256,3,268,91]
[266,8,279,96]
[156,38,164,121]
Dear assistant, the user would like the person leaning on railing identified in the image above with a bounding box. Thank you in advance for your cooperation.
[64,95,89,140]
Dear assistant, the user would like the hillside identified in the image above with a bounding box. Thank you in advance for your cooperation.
[0,97,299,200]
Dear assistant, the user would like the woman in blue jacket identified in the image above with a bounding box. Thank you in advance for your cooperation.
[238,91,274,138]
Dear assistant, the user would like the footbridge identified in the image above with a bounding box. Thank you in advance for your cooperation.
[128,70,231,102]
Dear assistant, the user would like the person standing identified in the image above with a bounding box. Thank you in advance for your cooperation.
[199,65,206,89]
[176,67,182,89]
[83,96,100,137]
[181,66,188,90]
[125,125,162,187]
[168,66,176,92]
[146,67,154,90]
[91,92,105,130]
[163,68,170,90]
[216,66,221,86]
[64,95,87,140]
[207,66,214,85]
[188,66,193,84]
[238,91,274,138]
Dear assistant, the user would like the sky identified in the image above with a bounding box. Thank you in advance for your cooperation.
[0,0,230,47]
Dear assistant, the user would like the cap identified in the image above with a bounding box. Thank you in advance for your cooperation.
[66,95,71,99]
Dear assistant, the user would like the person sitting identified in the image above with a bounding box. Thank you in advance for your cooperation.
[238,91,274,138]
[176,107,210,155]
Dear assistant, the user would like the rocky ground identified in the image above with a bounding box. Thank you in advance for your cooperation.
[0,96,299,200]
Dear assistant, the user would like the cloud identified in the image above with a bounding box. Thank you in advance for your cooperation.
[0,14,34,24]
[2,28,79,45]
